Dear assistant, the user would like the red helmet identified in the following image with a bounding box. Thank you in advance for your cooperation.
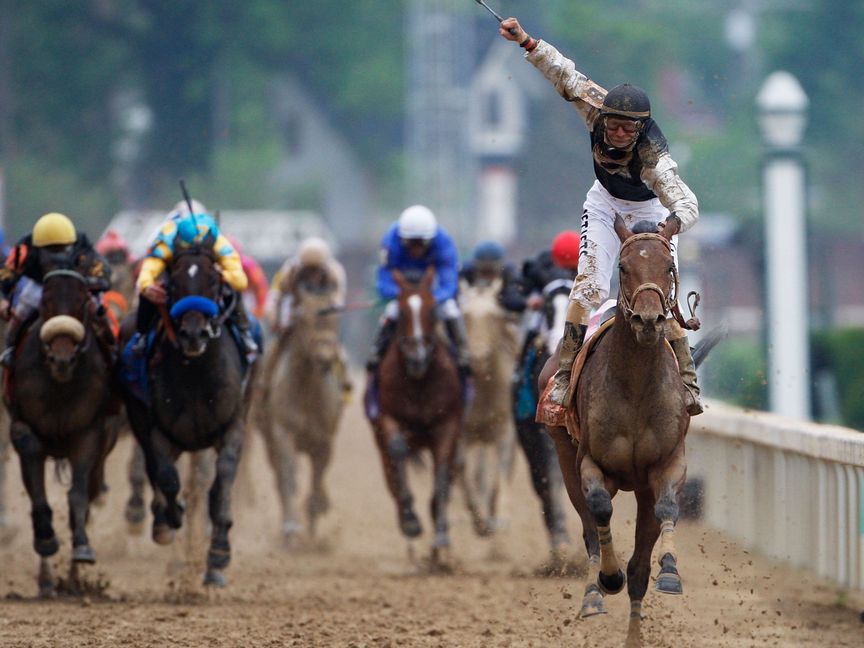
[96,229,132,260]
[551,230,581,269]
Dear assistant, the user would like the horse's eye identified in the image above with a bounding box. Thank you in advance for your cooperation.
[668,265,675,274]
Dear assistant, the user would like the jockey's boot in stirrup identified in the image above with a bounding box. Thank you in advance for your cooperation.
[548,322,587,407]
[670,336,704,416]
[445,317,472,377]
[232,299,259,358]
[365,319,397,372]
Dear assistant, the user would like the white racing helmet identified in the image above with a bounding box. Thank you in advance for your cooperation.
[397,205,437,240]
[173,198,208,216]
[297,236,331,267]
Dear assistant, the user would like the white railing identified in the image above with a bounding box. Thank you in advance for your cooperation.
[688,402,864,591]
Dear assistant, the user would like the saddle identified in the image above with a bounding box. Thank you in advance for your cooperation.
[535,316,678,441]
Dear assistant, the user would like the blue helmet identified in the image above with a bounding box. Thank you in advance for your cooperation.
[473,240,505,263]
[175,213,219,247]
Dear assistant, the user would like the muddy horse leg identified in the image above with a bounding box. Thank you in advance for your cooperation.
[204,419,244,587]
[547,426,605,617]
[66,428,104,564]
[262,419,301,538]
[580,452,625,596]
[518,420,570,552]
[372,415,421,538]
[10,421,57,595]
[429,415,460,563]
[650,447,687,596]
[125,441,148,530]
[624,489,664,648]
[141,429,183,543]
[306,442,332,539]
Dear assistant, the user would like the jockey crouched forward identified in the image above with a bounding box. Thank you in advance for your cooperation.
[262,236,353,397]
[0,212,115,369]
[366,205,471,378]
[130,211,258,359]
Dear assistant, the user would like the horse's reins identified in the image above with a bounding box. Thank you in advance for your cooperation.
[617,233,701,331]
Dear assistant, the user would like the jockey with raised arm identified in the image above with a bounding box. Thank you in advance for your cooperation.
[499,17,703,419]
[131,210,258,358]
[0,212,115,368]
[366,205,471,377]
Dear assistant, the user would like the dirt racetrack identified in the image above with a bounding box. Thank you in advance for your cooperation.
[1,393,862,648]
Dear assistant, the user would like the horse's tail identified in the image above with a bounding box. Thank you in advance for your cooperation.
[692,323,728,369]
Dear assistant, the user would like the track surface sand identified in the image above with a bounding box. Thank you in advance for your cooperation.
[1,396,862,647]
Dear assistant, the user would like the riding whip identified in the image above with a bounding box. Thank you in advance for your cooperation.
[472,0,518,35]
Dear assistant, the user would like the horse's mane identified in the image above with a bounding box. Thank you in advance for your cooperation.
[631,220,659,235]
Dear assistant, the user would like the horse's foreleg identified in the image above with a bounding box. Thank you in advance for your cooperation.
[650,447,687,595]
[204,420,243,587]
[547,426,605,616]
[10,421,58,559]
[66,429,102,564]
[306,442,332,539]
[520,422,570,551]
[372,416,420,538]
[140,429,182,541]
[262,420,300,537]
[429,416,460,559]
[580,451,625,597]
[125,442,148,530]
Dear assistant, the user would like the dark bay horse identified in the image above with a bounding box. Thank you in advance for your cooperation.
[540,217,697,648]
[6,269,118,595]
[366,269,463,565]
[122,246,253,587]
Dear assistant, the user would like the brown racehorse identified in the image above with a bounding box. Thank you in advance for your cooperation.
[6,269,118,596]
[540,217,694,648]
[366,268,463,565]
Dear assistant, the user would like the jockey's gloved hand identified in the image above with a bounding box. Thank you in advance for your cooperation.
[658,213,681,237]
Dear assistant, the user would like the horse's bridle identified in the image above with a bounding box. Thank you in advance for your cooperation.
[41,269,93,352]
[616,233,678,322]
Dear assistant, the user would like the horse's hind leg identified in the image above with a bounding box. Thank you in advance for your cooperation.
[372,417,421,539]
[518,421,570,553]
[650,448,687,596]
[625,489,663,648]
[10,421,58,595]
[204,420,243,587]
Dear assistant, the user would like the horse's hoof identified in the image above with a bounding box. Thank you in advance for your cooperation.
[203,569,226,588]
[472,518,493,538]
[72,544,96,564]
[38,582,57,599]
[399,509,422,539]
[125,497,147,525]
[207,547,231,571]
[598,569,626,595]
[655,571,683,595]
[579,587,607,618]
[34,535,59,557]
[282,520,303,537]
[165,501,185,530]
[152,524,175,546]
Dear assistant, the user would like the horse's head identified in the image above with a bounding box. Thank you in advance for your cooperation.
[293,286,342,368]
[461,277,505,374]
[394,267,437,378]
[39,269,91,382]
[615,215,677,346]
[168,247,223,358]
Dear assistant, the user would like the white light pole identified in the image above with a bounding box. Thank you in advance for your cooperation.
[756,71,810,420]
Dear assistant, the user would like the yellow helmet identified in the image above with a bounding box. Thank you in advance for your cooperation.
[32,212,77,247]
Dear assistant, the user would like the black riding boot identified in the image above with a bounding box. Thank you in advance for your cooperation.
[445,316,472,377]
[232,297,259,357]
[365,319,397,372]
[131,298,158,355]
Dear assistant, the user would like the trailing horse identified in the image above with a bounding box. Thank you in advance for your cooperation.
[121,246,254,587]
[540,216,713,647]
[5,269,118,595]
[457,277,519,539]
[511,277,574,557]
[365,268,464,566]
[257,284,346,541]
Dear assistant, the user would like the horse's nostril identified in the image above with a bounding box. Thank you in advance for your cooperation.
[655,314,666,326]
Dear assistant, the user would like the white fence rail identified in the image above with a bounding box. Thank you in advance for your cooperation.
[689,403,864,592]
